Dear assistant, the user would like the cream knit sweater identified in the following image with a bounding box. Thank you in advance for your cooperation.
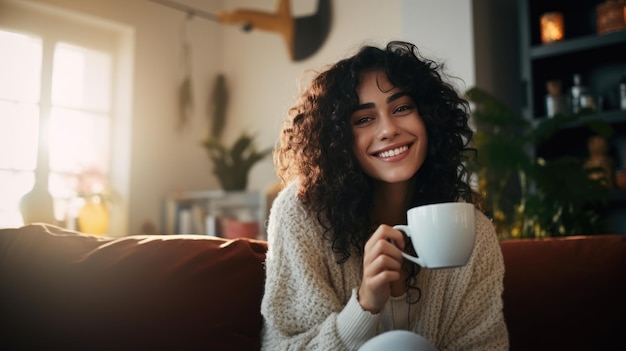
[261,182,509,350]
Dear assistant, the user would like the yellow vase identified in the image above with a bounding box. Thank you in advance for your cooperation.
[78,195,109,235]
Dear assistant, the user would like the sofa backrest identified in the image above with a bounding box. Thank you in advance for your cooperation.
[3,224,625,350]
[500,234,626,350]
[0,223,268,350]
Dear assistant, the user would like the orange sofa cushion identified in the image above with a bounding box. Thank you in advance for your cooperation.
[0,223,267,350]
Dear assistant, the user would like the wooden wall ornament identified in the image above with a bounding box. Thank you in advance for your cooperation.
[219,0,331,61]
[292,0,332,61]
[148,0,331,62]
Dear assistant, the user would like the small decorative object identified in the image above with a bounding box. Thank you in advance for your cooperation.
[77,195,110,235]
[148,0,332,62]
[620,76,626,110]
[217,0,331,61]
[20,175,55,225]
[569,73,595,114]
[220,216,259,239]
[540,12,564,44]
[597,0,626,35]
[545,79,568,117]
[178,15,193,130]
[584,135,615,188]
[74,166,112,235]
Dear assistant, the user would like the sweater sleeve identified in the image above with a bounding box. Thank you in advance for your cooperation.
[260,183,379,351]
[440,212,509,350]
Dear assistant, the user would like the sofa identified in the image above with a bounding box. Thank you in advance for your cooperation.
[1,223,625,350]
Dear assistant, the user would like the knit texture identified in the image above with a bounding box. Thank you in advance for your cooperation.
[261,182,509,350]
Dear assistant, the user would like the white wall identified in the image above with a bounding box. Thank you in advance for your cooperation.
[2,0,478,234]
[402,0,475,93]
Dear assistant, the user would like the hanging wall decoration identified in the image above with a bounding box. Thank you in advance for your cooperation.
[149,0,332,62]
[218,0,331,61]
[178,13,193,129]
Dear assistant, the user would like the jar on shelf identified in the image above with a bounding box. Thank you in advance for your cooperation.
[545,79,568,117]
[597,0,626,35]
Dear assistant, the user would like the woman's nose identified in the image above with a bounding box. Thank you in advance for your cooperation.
[377,114,401,140]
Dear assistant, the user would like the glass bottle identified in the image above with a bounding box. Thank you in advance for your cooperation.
[619,77,626,111]
[569,74,595,114]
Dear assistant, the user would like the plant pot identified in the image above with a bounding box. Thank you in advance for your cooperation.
[220,217,259,239]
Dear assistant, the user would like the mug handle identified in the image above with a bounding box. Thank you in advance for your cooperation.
[393,224,426,267]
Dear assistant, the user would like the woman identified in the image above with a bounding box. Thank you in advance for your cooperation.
[261,41,508,350]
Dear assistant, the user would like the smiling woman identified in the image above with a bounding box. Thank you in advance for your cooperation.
[263,41,507,350]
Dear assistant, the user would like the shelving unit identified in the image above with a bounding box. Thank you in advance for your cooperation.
[518,0,626,233]
[162,190,266,239]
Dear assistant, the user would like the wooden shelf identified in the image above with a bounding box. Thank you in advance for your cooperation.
[162,190,266,238]
[531,30,626,59]
[532,110,626,127]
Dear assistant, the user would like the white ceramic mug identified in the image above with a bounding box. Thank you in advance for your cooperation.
[393,202,476,269]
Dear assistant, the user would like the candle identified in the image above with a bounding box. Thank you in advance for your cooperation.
[541,12,564,44]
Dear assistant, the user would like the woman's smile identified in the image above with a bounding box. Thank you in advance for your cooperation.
[374,144,411,160]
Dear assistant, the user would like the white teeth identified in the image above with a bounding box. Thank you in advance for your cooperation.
[378,145,408,158]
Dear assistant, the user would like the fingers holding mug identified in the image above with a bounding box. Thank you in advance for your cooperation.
[359,225,406,313]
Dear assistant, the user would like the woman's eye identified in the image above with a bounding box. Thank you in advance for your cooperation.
[394,105,411,114]
[353,116,373,126]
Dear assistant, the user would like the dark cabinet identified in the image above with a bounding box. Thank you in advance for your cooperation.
[518,0,626,233]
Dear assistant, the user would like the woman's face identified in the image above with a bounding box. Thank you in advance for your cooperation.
[350,70,428,185]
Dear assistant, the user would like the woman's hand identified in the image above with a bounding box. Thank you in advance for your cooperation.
[357,224,405,314]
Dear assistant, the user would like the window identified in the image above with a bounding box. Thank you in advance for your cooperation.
[0,30,42,227]
[0,3,120,230]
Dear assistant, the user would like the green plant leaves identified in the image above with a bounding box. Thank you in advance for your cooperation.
[203,74,271,191]
[202,133,272,191]
[465,87,611,239]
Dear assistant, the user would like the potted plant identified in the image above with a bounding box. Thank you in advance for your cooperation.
[202,132,272,191]
[201,74,272,239]
[465,87,612,239]
[201,73,272,191]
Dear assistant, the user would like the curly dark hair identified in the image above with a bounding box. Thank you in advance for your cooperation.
[275,41,480,264]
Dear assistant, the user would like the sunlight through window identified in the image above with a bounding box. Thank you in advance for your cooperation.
[0,28,113,229]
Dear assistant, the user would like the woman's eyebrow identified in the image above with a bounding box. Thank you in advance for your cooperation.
[354,102,374,111]
[354,91,409,112]
[387,92,408,103]
[354,92,409,112]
